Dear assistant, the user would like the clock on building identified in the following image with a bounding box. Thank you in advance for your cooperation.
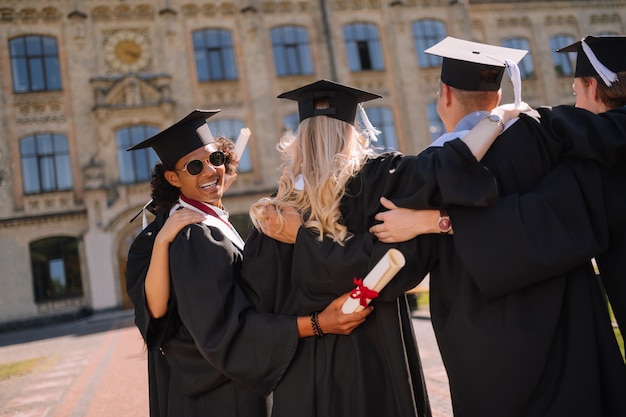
[104,30,150,73]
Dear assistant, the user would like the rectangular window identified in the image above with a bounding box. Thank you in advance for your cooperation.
[271,26,314,77]
[343,23,385,72]
[10,35,62,93]
[193,29,238,81]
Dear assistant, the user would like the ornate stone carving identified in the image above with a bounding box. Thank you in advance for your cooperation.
[91,73,172,110]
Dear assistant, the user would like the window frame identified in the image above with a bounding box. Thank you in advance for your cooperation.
[270,25,314,77]
[30,236,83,303]
[193,28,238,82]
[550,34,576,77]
[9,35,62,93]
[343,22,385,72]
[412,19,447,68]
[116,125,160,184]
[20,133,72,194]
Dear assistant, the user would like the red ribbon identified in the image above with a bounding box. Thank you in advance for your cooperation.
[179,193,232,229]
[349,277,379,307]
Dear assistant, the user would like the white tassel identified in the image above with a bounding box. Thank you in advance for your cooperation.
[142,199,153,229]
[358,104,381,143]
[581,39,618,87]
[505,59,522,109]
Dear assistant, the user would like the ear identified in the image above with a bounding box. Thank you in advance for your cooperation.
[164,170,180,188]
[588,77,601,101]
[442,84,453,107]
[495,90,503,107]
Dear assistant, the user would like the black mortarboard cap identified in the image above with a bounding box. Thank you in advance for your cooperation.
[277,79,381,124]
[425,37,527,91]
[127,109,220,167]
[557,35,626,79]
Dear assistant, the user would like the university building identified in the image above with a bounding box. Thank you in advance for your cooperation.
[0,0,623,328]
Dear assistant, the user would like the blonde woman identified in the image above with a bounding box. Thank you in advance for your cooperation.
[240,79,522,417]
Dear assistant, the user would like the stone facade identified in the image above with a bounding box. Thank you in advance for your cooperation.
[0,0,623,327]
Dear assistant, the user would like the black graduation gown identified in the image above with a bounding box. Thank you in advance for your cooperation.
[451,106,626,334]
[440,108,626,417]
[126,210,299,417]
[595,158,626,334]
[240,141,499,417]
[268,106,626,417]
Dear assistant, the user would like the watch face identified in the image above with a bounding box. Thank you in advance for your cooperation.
[438,217,452,233]
[104,30,150,72]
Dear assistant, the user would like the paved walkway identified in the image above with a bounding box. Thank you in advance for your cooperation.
[0,308,451,417]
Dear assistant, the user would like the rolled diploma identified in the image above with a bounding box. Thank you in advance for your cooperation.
[341,248,406,314]
[234,128,251,159]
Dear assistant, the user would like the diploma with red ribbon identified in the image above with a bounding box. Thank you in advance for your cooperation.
[341,248,406,313]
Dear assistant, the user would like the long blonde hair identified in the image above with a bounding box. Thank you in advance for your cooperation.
[251,108,376,244]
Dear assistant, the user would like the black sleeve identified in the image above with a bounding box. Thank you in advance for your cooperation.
[168,223,298,396]
[450,158,610,299]
[539,106,626,166]
[387,140,498,209]
[126,214,179,349]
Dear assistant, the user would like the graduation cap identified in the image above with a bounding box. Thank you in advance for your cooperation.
[277,79,382,124]
[127,109,220,167]
[557,35,626,86]
[425,37,527,91]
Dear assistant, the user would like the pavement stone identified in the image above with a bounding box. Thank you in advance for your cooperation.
[0,308,452,417]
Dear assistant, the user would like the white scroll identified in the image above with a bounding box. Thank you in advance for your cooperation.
[341,248,406,313]
[234,127,251,159]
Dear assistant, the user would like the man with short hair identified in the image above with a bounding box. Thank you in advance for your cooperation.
[371,35,626,417]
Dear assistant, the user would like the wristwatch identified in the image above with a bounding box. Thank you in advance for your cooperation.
[438,209,452,234]
[482,114,505,132]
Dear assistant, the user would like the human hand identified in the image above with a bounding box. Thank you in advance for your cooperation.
[155,208,205,245]
[258,203,303,244]
[491,101,533,124]
[369,197,440,243]
[317,292,373,335]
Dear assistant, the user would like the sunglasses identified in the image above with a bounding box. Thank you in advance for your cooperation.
[176,151,226,176]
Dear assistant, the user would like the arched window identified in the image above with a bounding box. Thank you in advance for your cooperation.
[10,35,62,93]
[193,29,238,81]
[208,119,253,173]
[550,34,577,77]
[30,237,82,302]
[117,125,160,184]
[502,37,536,79]
[359,106,398,151]
[271,26,314,77]
[20,133,72,194]
[343,23,385,72]
[426,101,445,141]
[412,19,447,68]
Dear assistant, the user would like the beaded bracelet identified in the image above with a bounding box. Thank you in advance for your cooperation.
[310,312,325,337]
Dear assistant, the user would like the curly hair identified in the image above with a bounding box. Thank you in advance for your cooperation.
[149,136,238,213]
[250,107,376,245]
